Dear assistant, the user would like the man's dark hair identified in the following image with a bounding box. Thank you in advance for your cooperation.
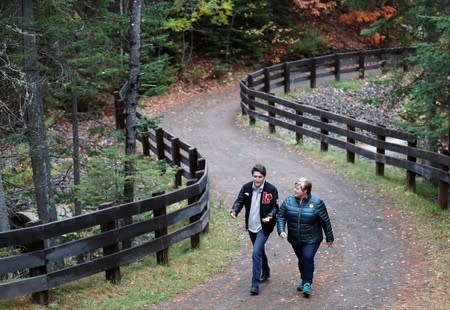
[251,164,266,177]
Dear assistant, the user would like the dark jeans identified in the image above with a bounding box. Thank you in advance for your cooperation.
[291,243,320,285]
[248,230,270,288]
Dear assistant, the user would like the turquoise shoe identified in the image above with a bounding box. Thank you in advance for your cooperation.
[297,280,304,291]
[303,282,312,297]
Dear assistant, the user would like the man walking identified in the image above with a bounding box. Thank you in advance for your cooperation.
[230,164,279,295]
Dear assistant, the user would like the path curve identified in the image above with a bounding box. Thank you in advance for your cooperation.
[149,85,423,309]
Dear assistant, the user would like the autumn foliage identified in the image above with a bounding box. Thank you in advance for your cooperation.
[339,6,397,24]
[339,5,397,45]
[292,0,337,16]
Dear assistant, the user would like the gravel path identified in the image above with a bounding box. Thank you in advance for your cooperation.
[146,84,426,310]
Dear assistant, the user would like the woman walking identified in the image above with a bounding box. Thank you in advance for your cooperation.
[277,177,334,297]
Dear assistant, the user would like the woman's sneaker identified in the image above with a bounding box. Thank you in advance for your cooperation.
[297,280,304,291]
[302,282,312,297]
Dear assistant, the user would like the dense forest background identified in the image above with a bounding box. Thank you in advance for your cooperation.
[0,0,449,228]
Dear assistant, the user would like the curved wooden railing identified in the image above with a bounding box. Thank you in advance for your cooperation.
[0,92,210,304]
[240,47,449,209]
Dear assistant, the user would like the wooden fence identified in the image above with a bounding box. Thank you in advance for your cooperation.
[240,47,449,209]
[0,94,210,304]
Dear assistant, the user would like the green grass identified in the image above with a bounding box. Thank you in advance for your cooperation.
[0,195,241,310]
[325,78,365,91]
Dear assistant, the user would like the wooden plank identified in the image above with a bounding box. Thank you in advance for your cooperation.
[0,275,48,300]
[0,251,46,274]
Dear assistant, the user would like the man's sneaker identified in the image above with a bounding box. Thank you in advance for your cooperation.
[303,282,312,297]
[260,272,270,283]
[296,280,304,291]
[250,286,259,295]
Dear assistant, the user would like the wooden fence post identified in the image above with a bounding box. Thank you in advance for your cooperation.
[438,163,449,209]
[188,148,198,179]
[153,191,169,265]
[268,96,276,134]
[197,158,209,233]
[141,125,150,157]
[25,220,49,305]
[187,179,201,249]
[263,68,270,94]
[310,58,317,89]
[334,53,341,81]
[401,49,409,72]
[99,202,121,284]
[283,62,290,93]
[155,127,165,160]
[359,52,365,79]
[295,106,303,143]
[376,132,385,176]
[347,121,355,163]
[406,141,417,192]
[264,68,276,133]
[247,75,256,125]
[320,113,329,152]
[171,137,182,188]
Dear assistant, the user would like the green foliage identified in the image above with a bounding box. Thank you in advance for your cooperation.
[180,65,205,85]
[139,55,176,96]
[136,115,162,137]
[294,27,329,57]
[393,14,450,146]
[34,1,128,109]
[164,0,234,32]
[72,143,176,207]
[212,61,229,80]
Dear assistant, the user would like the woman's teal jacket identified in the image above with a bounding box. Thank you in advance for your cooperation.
[277,194,334,246]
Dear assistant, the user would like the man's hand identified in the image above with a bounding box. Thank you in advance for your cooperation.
[279,232,287,239]
[230,210,237,219]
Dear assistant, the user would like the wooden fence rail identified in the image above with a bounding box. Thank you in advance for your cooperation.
[0,96,210,303]
[240,47,449,209]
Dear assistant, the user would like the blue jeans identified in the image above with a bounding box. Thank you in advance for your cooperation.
[248,230,270,288]
[291,243,320,284]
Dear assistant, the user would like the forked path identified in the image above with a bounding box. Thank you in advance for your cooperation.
[150,85,424,310]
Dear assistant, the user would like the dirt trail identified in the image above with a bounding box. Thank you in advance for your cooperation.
[148,85,424,309]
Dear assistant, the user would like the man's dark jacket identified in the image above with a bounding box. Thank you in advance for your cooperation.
[231,181,279,233]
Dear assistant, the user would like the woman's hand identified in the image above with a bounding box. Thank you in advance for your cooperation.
[279,232,287,239]
[261,216,271,223]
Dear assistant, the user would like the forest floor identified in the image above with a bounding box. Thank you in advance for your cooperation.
[136,77,442,309]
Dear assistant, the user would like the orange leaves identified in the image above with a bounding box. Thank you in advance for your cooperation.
[371,32,385,45]
[339,5,397,25]
[292,0,337,16]
[381,5,397,19]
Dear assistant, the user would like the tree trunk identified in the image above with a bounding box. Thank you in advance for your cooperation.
[122,0,141,248]
[22,0,57,223]
[0,172,10,232]
[124,0,141,203]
